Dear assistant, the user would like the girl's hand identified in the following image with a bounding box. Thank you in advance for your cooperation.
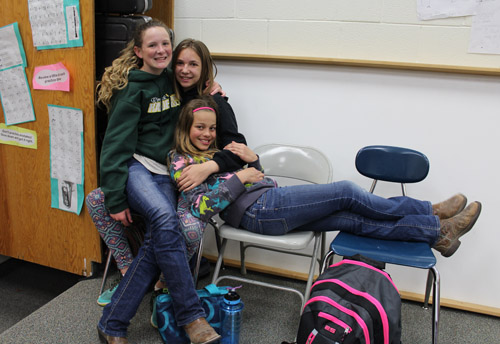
[224,142,258,163]
[207,81,226,97]
[178,161,219,191]
[110,208,133,227]
[236,167,264,184]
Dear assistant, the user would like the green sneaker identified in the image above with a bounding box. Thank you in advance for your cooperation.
[97,284,119,307]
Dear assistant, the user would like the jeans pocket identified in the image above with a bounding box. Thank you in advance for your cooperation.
[257,218,288,235]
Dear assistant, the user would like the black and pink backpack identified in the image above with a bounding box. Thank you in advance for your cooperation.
[296,255,402,344]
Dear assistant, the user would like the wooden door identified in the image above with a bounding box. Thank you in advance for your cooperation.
[0,0,173,276]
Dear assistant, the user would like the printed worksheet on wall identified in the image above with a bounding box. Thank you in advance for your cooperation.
[417,0,478,20]
[49,104,84,215]
[0,22,27,70]
[469,0,500,54]
[0,22,35,126]
[27,0,83,50]
[0,66,36,125]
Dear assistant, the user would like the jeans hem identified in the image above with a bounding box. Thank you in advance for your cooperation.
[97,323,127,338]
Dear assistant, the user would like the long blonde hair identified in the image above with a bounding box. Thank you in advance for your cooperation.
[96,20,172,112]
[170,96,219,164]
[172,39,217,102]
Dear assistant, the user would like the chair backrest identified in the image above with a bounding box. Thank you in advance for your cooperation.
[355,145,429,184]
[254,144,333,186]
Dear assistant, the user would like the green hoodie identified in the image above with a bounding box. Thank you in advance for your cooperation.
[100,68,181,213]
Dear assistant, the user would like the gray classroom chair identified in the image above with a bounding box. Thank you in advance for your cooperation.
[211,143,333,311]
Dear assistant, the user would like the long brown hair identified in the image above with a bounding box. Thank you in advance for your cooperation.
[171,96,219,164]
[96,20,172,112]
[172,39,217,101]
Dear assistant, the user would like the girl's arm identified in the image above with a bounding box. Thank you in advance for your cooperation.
[207,81,226,97]
[100,97,141,214]
[170,153,247,221]
[212,93,247,172]
[176,160,219,192]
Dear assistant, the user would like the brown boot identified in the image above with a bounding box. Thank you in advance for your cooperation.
[97,327,129,344]
[183,318,221,344]
[432,193,467,220]
[434,201,481,257]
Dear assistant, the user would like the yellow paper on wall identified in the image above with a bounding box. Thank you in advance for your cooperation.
[0,123,37,149]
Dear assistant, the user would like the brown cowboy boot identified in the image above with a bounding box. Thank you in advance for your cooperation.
[432,193,467,220]
[434,201,481,257]
[97,327,129,344]
[183,318,221,344]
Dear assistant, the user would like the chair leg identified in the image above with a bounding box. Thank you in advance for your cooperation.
[303,233,322,305]
[192,237,204,288]
[431,266,440,344]
[320,232,326,272]
[99,250,113,295]
[423,269,434,309]
[321,250,334,274]
[240,241,247,275]
[211,239,228,285]
[208,219,222,254]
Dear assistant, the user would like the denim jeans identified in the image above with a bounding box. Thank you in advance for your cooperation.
[98,159,204,337]
[239,180,440,245]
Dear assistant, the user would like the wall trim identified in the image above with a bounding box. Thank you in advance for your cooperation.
[204,254,500,318]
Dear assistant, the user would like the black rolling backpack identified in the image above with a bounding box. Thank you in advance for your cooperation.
[295,255,402,344]
[95,0,153,14]
[94,0,155,80]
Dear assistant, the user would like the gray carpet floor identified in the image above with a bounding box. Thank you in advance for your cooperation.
[1,258,500,343]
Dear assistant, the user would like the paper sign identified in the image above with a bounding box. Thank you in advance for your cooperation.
[469,0,500,55]
[0,66,36,125]
[0,123,37,149]
[49,104,84,214]
[28,0,84,50]
[0,22,27,71]
[33,62,70,91]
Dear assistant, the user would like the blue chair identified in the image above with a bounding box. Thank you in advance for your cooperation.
[321,145,440,344]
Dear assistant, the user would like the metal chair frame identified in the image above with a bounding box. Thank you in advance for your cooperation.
[322,145,440,344]
[211,143,333,311]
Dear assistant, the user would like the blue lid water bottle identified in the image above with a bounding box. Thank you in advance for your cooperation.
[220,287,244,344]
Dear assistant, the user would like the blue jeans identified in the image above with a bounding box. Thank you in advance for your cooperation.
[98,159,204,337]
[239,180,440,245]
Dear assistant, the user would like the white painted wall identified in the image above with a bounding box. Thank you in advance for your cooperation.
[172,1,500,308]
[198,60,500,309]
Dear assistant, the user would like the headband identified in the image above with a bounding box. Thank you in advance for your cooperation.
[193,107,215,113]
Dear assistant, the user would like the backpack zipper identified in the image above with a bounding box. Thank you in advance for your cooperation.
[305,296,370,344]
[313,278,390,344]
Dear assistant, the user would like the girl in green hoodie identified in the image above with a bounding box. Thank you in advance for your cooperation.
[95,21,226,344]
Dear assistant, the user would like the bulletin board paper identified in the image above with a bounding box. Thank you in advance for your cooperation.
[33,62,70,91]
[0,123,37,149]
[28,0,83,50]
[49,104,84,214]
[0,22,27,71]
[469,0,500,55]
[417,0,478,20]
[0,66,36,125]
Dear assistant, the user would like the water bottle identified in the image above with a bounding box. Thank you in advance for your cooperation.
[220,287,244,344]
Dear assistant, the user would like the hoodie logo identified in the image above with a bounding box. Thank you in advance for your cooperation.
[148,94,180,113]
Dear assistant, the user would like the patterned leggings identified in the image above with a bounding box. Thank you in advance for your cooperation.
[85,188,204,272]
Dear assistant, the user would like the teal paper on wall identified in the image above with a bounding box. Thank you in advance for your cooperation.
[28,0,84,50]
[49,104,84,215]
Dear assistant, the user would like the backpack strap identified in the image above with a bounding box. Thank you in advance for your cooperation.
[203,283,229,296]
[345,254,386,270]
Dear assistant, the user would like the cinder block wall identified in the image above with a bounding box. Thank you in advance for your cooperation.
[173,0,500,68]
